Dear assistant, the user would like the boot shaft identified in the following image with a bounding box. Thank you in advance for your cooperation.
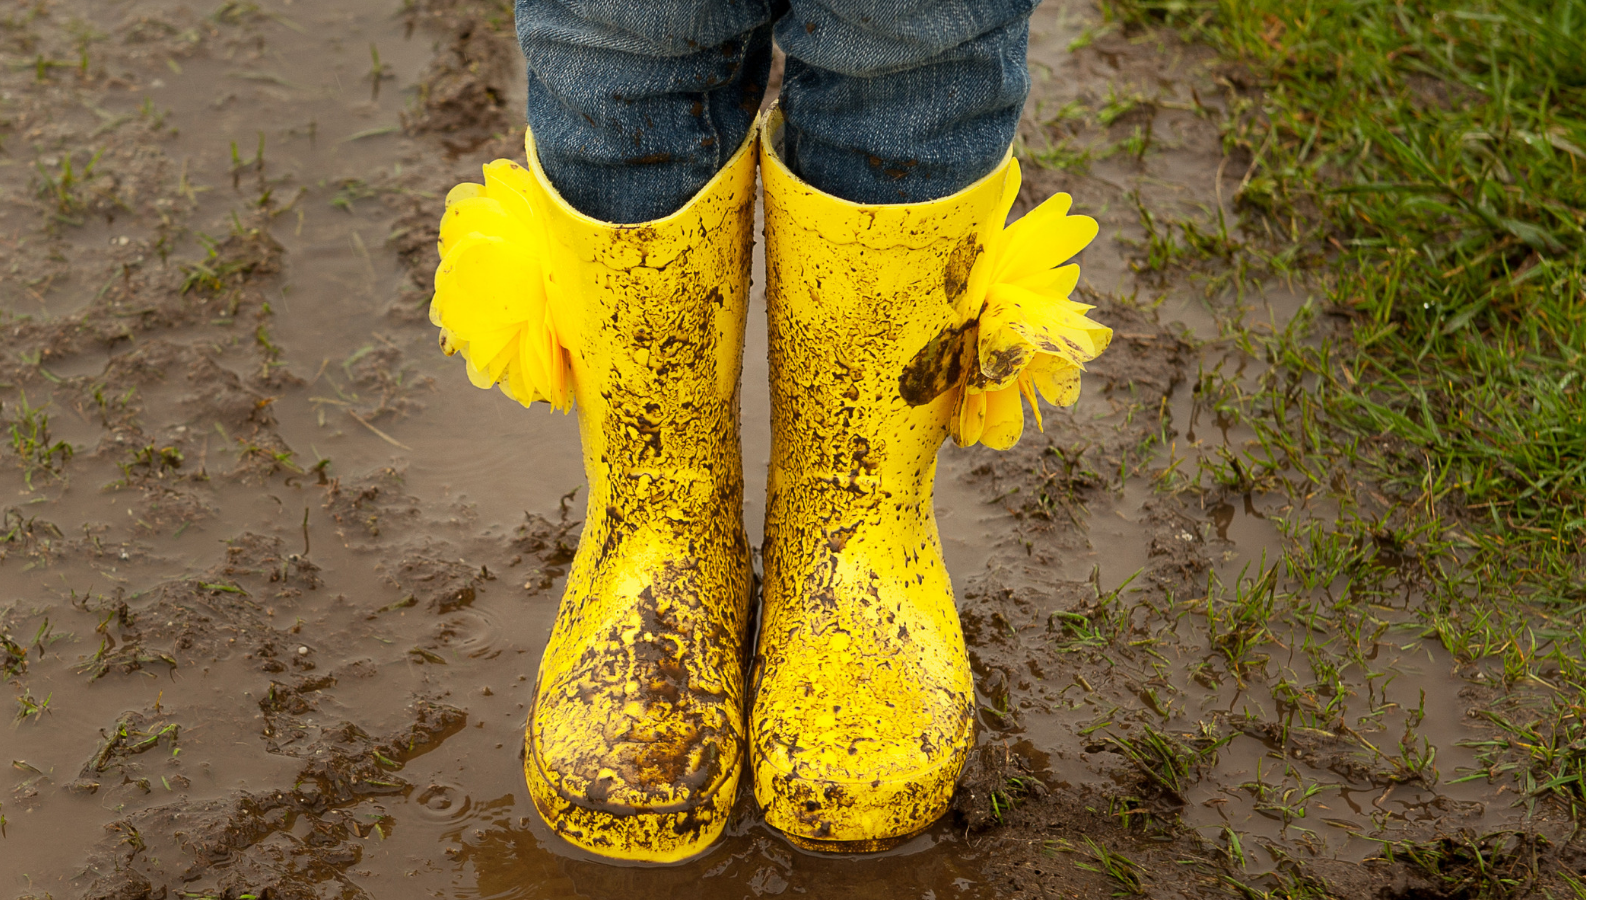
[520,129,756,547]
[759,111,1012,535]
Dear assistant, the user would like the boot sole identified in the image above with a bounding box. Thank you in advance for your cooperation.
[779,829,924,854]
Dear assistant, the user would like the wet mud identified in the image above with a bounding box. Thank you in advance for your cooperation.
[0,0,1581,899]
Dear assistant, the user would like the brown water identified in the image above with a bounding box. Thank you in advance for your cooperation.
[0,1,1568,898]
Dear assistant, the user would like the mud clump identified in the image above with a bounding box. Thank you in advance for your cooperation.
[221,533,325,598]
[77,701,466,900]
[511,507,580,591]
[1139,495,1213,592]
[952,742,1047,834]
[75,533,324,681]
[1080,299,1191,396]
[0,507,64,564]
[403,0,516,152]
[70,708,184,792]
[0,221,284,390]
[958,299,1193,533]
[183,354,277,435]
[74,594,176,682]
[388,553,491,612]
[966,783,1227,899]
[322,467,422,547]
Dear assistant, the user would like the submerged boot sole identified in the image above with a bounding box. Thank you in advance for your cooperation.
[751,716,978,852]
[781,832,917,854]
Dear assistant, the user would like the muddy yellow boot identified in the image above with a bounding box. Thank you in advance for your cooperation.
[428,124,758,863]
[750,109,1111,851]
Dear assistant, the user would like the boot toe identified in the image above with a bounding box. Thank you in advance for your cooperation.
[526,608,745,864]
[749,653,974,849]
[526,685,741,863]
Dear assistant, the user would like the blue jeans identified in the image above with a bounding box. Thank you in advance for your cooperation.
[515,0,1038,223]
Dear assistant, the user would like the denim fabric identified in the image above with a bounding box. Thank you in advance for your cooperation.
[515,0,1039,223]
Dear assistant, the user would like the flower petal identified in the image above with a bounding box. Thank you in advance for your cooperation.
[988,283,1112,365]
[952,385,987,448]
[1010,261,1081,296]
[462,344,500,389]
[500,358,534,407]
[439,196,533,259]
[467,321,522,367]
[1017,368,1044,430]
[438,326,465,356]
[518,322,553,407]
[978,386,1024,450]
[485,333,523,385]
[962,160,1023,315]
[549,317,573,412]
[991,191,1098,279]
[431,140,574,413]
[1029,355,1083,407]
[445,182,484,205]
[977,319,1036,388]
[434,233,543,332]
[991,193,1072,280]
[482,159,543,239]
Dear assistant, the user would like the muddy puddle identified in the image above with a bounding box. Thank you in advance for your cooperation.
[0,1,1580,898]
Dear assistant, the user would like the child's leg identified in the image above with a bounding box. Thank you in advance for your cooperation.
[775,0,1039,205]
[514,0,774,222]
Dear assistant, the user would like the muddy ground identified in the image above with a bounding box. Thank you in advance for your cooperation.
[0,1,1582,898]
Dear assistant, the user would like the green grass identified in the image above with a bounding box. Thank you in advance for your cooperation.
[1107,0,1583,680]
[1104,723,1235,800]
[1459,692,1585,817]
[1073,838,1147,896]
[1200,558,1280,677]
[0,630,25,678]
[5,392,73,489]
[33,147,103,217]
[14,689,51,723]
[1376,831,1549,899]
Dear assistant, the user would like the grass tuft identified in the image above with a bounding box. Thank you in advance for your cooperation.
[5,392,74,489]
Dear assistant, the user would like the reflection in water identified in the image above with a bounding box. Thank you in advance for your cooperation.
[1208,501,1234,541]
[452,796,989,900]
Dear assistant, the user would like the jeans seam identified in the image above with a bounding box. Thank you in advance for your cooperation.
[701,88,717,189]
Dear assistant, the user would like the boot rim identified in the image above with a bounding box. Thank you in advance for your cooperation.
[758,106,1015,212]
[525,118,760,230]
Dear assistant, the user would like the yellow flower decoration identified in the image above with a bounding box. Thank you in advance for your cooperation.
[950,161,1112,449]
[431,154,573,411]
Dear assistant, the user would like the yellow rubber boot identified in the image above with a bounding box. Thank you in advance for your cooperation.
[429,125,759,863]
[751,109,1110,851]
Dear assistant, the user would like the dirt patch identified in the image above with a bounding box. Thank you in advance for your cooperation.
[76,699,466,900]
[402,0,517,153]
